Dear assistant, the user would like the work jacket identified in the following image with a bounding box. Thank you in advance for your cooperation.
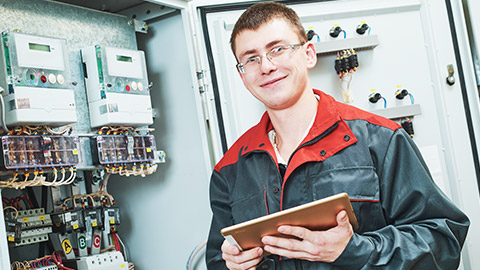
[206,89,470,269]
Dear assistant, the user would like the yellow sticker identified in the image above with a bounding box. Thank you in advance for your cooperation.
[72,150,79,155]
[396,84,402,89]
[146,148,151,152]
[361,20,366,24]
[121,264,126,268]
[39,216,45,220]
[370,88,376,92]
[73,224,79,230]
[62,239,73,254]
[22,217,29,222]
[110,219,115,224]
[8,236,14,242]
[307,26,313,30]
[333,23,339,27]
[92,222,98,227]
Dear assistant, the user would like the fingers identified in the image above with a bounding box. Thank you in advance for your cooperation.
[222,240,263,270]
[262,226,312,250]
[336,210,350,228]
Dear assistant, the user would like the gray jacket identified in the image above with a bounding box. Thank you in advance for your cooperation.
[206,90,469,269]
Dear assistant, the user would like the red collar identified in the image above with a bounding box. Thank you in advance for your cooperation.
[215,89,358,175]
[240,89,350,159]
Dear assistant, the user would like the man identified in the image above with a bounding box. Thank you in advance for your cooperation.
[206,2,469,269]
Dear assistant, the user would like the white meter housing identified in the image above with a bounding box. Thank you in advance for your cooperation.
[0,31,77,126]
[81,45,153,128]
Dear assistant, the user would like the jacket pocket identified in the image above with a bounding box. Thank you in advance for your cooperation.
[311,166,383,232]
[231,190,266,224]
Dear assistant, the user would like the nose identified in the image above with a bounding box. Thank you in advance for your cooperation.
[259,55,277,74]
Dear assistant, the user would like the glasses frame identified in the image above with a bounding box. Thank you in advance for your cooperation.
[236,42,305,74]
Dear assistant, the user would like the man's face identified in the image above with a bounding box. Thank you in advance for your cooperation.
[234,19,316,111]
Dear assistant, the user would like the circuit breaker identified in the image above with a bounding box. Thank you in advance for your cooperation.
[8,208,53,247]
[0,31,76,126]
[81,45,153,128]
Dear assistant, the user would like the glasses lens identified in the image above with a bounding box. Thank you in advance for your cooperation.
[240,57,259,74]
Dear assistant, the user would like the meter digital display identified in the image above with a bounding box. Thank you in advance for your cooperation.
[29,42,51,52]
[116,55,132,62]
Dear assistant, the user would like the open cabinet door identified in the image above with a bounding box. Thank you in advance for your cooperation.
[189,0,480,268]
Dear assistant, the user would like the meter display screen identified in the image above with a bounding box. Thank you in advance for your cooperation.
[116,55,132,62]
[29,43,51,52]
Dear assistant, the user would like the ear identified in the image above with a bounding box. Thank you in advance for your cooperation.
[305,42,317,69]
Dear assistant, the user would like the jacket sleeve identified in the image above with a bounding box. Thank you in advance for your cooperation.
[331,129,470,269]
[206,169,230,269]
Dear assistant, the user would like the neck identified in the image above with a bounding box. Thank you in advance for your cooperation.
[268,89,318,160]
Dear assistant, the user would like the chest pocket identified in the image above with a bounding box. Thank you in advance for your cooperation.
[310,166,383,233]
[231,189,266,224]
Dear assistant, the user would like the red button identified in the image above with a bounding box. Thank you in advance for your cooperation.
[40,75,47,83]
[125,85,130,91]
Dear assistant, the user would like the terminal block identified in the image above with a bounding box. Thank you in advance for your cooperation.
[37,266,58,270]
[51,209,85,234]
[9,208,53,246]
[93,135,158,165]
[1,135,81,169]
[69,251,127,270]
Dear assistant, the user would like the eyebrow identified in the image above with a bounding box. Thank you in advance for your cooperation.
[238,39,285,60]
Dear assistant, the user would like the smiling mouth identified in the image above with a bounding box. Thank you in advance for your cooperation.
[260,75,287,87]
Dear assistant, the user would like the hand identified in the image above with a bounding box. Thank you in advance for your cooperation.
[221,239,263,270]
[261,210,353,262]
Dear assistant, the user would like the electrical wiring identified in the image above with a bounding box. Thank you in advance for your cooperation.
[99,172,111,191]
[62,190,115,210]
[63,167,77,185]
[339,71,354,103]
[3,206,18,219]
[0,167,73,189]
[42,167,58,186]
[186,239,207,270]
[52,250,74,270]
[46,125,73,135]
[106,163,157,177]
[16,196,33,209]
[116,233,128,261]
[0,86,9,134]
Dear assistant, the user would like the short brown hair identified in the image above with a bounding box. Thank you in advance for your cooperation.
[230,2,307,57]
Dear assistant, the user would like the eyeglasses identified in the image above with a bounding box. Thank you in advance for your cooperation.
[236,43,305,74]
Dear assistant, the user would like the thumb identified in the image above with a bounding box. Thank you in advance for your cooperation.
[337,210,350,227]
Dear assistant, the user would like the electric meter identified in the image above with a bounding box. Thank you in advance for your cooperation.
[0,31,76,126]
[81,45,153,128]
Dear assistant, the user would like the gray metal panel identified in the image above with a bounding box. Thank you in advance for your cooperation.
[106,11,211,270]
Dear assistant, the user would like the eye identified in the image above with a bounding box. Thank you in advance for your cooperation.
[244,57,259,65]
[270,46,286,54]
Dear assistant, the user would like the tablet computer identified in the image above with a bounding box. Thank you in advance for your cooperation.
[221,192,358,252]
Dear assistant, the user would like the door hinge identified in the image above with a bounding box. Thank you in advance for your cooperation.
[197,70,208,94]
